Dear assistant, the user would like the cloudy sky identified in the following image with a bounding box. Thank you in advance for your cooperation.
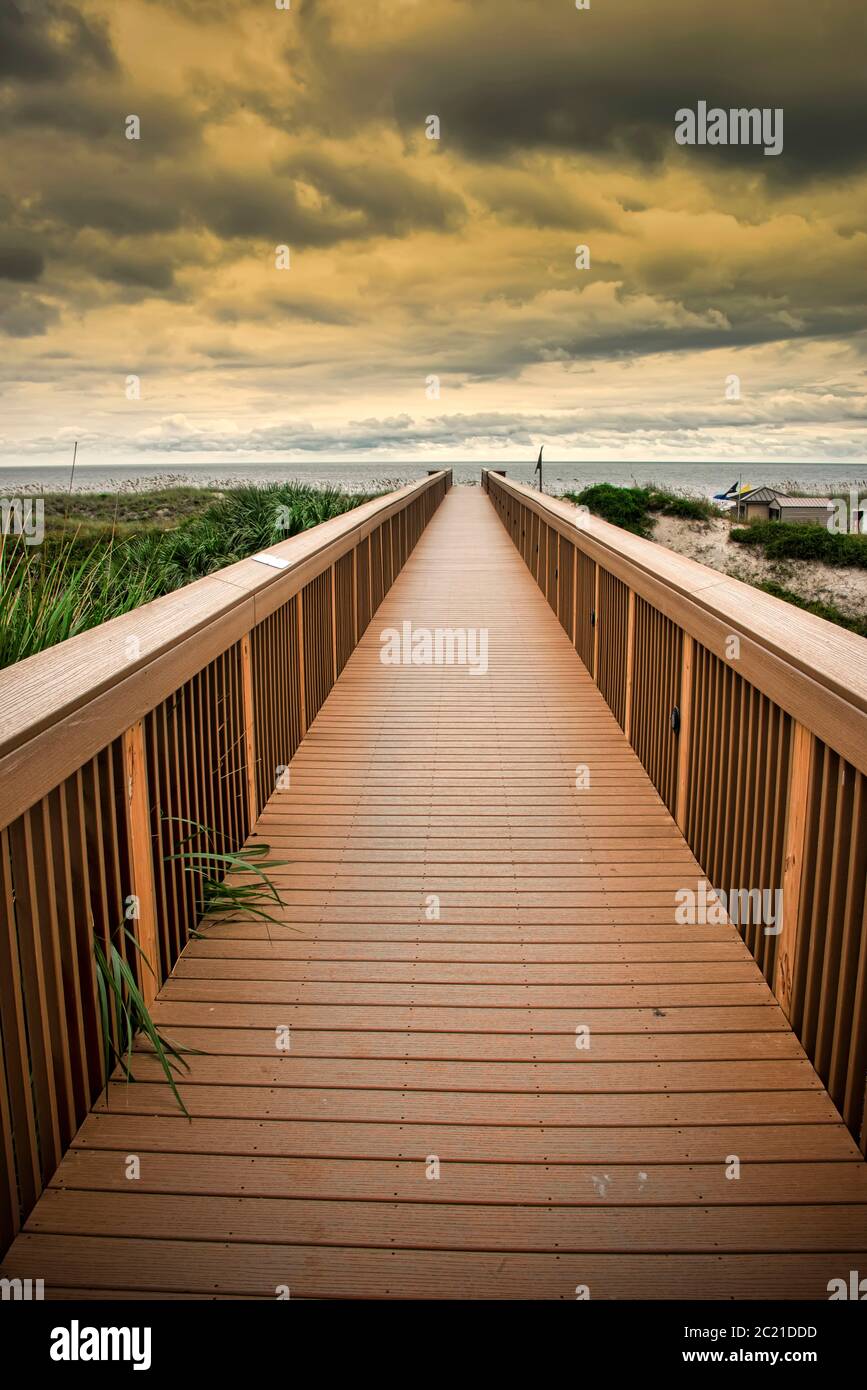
[1,0,866,468]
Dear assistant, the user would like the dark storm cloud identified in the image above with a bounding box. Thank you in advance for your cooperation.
[40,184,183,235]
[0,142,463,319]
[0,83,204,153]
[1,0,864,462]
[0,0,115,81]
[19,151,463,257]
[98,254,175,291]
[0,283,57,336]
[414,318,800,382]
[0,246,43,280]
[295,0,867,178]
[282,151,466,235]
[188,170,362,245]
[188,157,463,246]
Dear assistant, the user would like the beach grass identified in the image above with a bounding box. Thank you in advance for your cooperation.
[0,481,379,669]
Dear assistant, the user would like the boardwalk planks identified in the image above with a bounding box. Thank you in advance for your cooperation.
[2,488,866,1299]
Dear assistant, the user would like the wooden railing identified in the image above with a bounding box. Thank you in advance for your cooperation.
[483,469,867,1149]
[0,470,451,1254]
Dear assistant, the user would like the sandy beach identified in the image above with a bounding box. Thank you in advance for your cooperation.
[652,512,867,623]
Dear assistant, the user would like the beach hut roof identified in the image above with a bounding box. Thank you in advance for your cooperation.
[739,486,780,503]
[771,495,832,509]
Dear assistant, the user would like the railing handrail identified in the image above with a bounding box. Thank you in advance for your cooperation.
[484,471,867,776]
[0,471,449,828]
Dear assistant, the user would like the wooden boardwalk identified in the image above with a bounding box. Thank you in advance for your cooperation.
[3,487,867,1298]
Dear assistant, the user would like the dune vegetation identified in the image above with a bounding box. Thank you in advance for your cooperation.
[730,519,867,569]
[564,483,719,537]
[0,482,378,670]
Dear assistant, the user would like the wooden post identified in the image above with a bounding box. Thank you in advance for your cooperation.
[122,721,160,1008]
[378,527,384,603]
[624,589,636,741]
[0,1018,22,1248]
[240,632,258,830]
[675,634,694,831]
[296,589,307,736]
[592,566,600,680]
[330,563,338,683]
[0,822,59,1184]
[352,544,359,644]
[774,722,815,1018]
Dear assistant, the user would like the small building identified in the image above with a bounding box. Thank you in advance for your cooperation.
[767,495,833,526]
[733,487,832,525]
[734,486,778,522]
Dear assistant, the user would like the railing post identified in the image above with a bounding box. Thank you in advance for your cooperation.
[352,544,359,644]
[0,826,45,1212]
[296,589,307,736]
[675,634,694,831]
[0,1022,21,1250]
[122,720,160,1008]
[330,563,338,682]
[240,632,258,830]
[774,722,815,1018]
[624,589,636,741]
[592,566,600,680]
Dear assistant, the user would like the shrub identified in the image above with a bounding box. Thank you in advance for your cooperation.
[567,484,654,536]
[647,490,717,522]
[566,483,718,536]
[730,521,867,569]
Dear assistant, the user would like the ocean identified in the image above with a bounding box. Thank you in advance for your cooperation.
[1,460,865,500]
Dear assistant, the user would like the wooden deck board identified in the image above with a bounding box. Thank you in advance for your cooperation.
[60,1113,866,1162]
[48,1151,867,1205]
[6,1234,867,1299]
[3,486,866,1300]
